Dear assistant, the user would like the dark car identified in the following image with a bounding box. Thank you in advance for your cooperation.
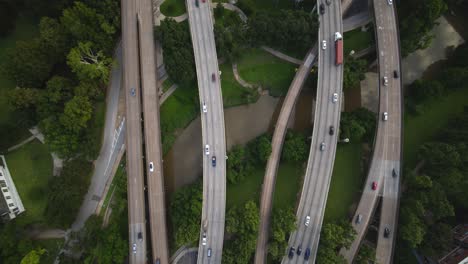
[297,246,302,255]
[304,248,311,260]
[212,73,216,82]
[372,181,377,190]
[207,248,212,257]
[195,0,199,7]
[329,126,335,135]
[384,227,391,238]
[155,258,160,264]
[138,232,143,241]
[288,247,295,259]
[392,168,397,178]
[212,156,216,167]
[393,70,399,78]
[319,3,325,14]
[130,88,136,97]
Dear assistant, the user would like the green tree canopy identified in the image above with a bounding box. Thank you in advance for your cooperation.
[20,248,46,264]
[67,42,113,83]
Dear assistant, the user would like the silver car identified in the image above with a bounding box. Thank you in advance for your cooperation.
[332,93,338,103]
[382,112,388,121]
[205,144,210,155]
[322,40,327,50]
[132,243,137,254]
[320,142,326,151]
[387,0,392,5]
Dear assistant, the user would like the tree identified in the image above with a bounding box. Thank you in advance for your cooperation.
[399,208,426,248]
[7,88,42,110]
[41,116,80,157]
[38,17,69,62]
[3,39,54,87]
[227,145,253,184]
[268,208,296,261]
[156,19,196,84]
[60,95,93,133]
[214,3,225,18]
[224,201,259,264]
[36,75,74,119]
[418,142,461,173]
[45,159,92,227]
[20,248,46,264]
[355,244,376,264]
[249,134,272,164]
[60,1,116,53]
[343,57,367,89]
[282,130,308,162]
[420,223,452,258]
[170,181,203,247]
[67,42,113,83]
[316,220,356,263]
[0,0,19,36]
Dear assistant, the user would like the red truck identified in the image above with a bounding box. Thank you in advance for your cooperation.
[334,32,343,65]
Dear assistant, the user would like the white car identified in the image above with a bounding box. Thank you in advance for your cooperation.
[332,93,338,103]
[387,0,392,5]
[305,216,311,226]
[382,112,388,121]
[322,40,327,50]
[205,144,210,155]
[149,162,154,172]
[132,243,137,254]
[383,76,388,86]
[202,232,207,246]
[320,142,326,151]
[202,102,207,113]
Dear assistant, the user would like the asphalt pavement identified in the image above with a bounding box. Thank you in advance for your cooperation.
[122,0,148,262]
[137,0,170,261]
[339,0,402,262]
[186,0,227,263]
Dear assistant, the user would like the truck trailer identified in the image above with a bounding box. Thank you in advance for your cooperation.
[334,32,343,65]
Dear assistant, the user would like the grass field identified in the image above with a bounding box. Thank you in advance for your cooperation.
[273,162,303,210]
[35,238,64,263]
[237,49,296,97]
[343,25,374,55]
[220,63,258,107]
[5,140,53,226]
[403,87,468,167]
[160,0,186,17]
[324,143,363,221]
[160,85,199,154]
[226,167,264,208]
[0,16,39,149]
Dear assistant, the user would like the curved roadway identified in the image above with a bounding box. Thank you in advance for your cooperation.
[339,0,402,262]
[186,0,227,263]
[282,0,344,263]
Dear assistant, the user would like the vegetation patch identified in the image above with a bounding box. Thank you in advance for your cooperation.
[5,140,53,226]
[160,85,199,154]
[160,0,186,17]
[343,26,374,55]
[220,63,258,107]
[324,143,363,221]
[237,49,296,96]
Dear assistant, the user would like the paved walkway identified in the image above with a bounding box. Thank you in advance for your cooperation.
[232,63,256,89]
[261,46,302,65]
[7,136,35,152]
[160,83,179,104]
[28,228,67,239]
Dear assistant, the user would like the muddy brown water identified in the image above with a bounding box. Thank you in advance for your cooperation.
[163,91,316,195]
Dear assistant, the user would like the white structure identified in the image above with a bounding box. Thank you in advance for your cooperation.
[0,155,25,222]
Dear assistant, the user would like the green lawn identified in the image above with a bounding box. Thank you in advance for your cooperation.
[226,161,303,211]
[220,63,258,107]
[214,9,239,26]
[5,140,53,226]
[35,238,64,264]
[237,49,296,97]
[160,0,186,17]
[273,162,303,210]
[403,87,468,167]
[0,16,39,150]
[226,167,264,208]
[160,85,199,154]
[324,143,363,221]
[344,25,374,55]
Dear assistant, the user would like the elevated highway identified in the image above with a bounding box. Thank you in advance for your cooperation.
[186,0,227,263]
[339,0,402,262]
